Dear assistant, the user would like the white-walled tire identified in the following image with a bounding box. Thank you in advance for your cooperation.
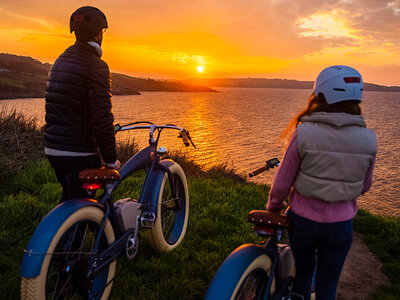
[21,206,116,300]
[148,162,189,253]
[230,254,276,300]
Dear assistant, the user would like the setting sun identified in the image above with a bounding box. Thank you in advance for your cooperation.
[196,66,205,73]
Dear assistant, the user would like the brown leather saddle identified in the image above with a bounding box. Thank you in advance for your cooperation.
[78,167,120,182]
[248,210,291,228]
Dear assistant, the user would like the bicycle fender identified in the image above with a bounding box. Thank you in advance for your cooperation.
[20,198,104,278]
[139,159,175,217]
[205,243,272,300]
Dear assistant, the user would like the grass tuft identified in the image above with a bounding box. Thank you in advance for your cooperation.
[354,209,400,298]
[0,109,44,189]
[167,150,246,182]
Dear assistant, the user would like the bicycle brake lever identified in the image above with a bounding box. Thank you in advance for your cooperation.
[190,140,197,149]
[186,131,197,148]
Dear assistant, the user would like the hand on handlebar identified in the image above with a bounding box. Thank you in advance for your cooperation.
[105,160,121,171]
[179,130,197,148]
[180,130,190,147]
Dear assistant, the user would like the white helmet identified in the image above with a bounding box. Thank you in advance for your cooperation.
[313,65,363,104]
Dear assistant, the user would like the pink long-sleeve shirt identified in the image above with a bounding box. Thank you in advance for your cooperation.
[266,130,375,223]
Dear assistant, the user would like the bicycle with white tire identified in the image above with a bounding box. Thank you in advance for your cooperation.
[20,121,195,300]
[205,158,299,300]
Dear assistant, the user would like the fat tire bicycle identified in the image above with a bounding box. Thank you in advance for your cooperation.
[20,121,195,300]
[205,158,298,300]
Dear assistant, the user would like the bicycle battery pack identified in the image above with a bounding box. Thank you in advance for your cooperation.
[277,244,295,281]
[114,198,142,231]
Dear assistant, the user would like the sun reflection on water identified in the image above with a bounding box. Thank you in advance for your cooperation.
[2,88,400,216]
[184,96,221,169]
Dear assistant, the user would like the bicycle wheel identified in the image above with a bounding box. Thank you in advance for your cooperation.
[206,251,276,300]
[21,206,116,300]
[231,254,275,300]
[148,161,189,253]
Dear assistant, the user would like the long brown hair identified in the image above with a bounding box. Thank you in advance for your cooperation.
[281,93,362,141]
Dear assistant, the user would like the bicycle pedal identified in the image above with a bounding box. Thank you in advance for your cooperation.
[140,212,156,228]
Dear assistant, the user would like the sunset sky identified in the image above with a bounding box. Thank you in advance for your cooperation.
[1,0,400,86]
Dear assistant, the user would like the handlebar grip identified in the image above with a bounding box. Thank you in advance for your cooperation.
[180,131,190,147]
[249,166,268,177]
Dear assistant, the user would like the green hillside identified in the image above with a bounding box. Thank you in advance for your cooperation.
[0,53,215,99]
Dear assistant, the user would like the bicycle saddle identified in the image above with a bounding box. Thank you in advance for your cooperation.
[248,210,290,228]
[79,167,120,182]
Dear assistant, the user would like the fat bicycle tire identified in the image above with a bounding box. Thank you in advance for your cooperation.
[148,161,189,252]
[230,253,275,300]
[206,251,276,300]
[21,206,116,300]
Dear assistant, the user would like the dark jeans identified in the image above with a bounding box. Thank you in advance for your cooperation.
[47,155,101,202]
[287,210,353,300]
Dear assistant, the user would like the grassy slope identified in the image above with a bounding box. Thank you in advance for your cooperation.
[0,159,267,299]
[0,112,399,299]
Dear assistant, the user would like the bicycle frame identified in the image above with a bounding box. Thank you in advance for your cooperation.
[20,122,193,285]
[263,230,294,299]
[81,123,191,277]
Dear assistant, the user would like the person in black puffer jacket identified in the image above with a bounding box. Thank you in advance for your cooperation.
[45,6,120,202]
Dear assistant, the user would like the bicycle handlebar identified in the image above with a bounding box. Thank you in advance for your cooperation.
[117,124,184,132]
[249,166,268,177]
[249,158,280,177]
[114,122,196,148]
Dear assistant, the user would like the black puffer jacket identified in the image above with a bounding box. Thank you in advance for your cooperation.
[45,41,117,163]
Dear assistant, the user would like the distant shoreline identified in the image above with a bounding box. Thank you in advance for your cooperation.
[183,78,400,93]
[2,85,400,101]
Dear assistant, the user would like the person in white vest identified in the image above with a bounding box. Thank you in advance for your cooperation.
[266,65,377,300]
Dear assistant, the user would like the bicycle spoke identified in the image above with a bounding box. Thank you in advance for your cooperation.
[50,273,61,300]
[238,277,257,299]
[162,207,173,230]
[65,224,79,261]
[90,225,98,251]
[162,211,175,237]
[53,272,73,300]
[234,269,267,300]
[77,223,89,261]
[47,258,64,279]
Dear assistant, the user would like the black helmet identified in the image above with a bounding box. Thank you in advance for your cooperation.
[70,6,108,34]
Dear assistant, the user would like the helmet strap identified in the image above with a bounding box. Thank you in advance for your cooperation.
[93,31,103,47]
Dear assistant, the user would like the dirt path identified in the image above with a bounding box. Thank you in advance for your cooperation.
[336,233,388,299]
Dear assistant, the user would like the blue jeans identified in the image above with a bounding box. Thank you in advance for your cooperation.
[287,210,353,300]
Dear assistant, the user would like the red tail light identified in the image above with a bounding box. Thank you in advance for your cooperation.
[344,77,361,83]
[83,182,102,190]
[254,225,275,236]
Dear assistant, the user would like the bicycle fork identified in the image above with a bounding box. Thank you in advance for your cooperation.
[159,163,180,208]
